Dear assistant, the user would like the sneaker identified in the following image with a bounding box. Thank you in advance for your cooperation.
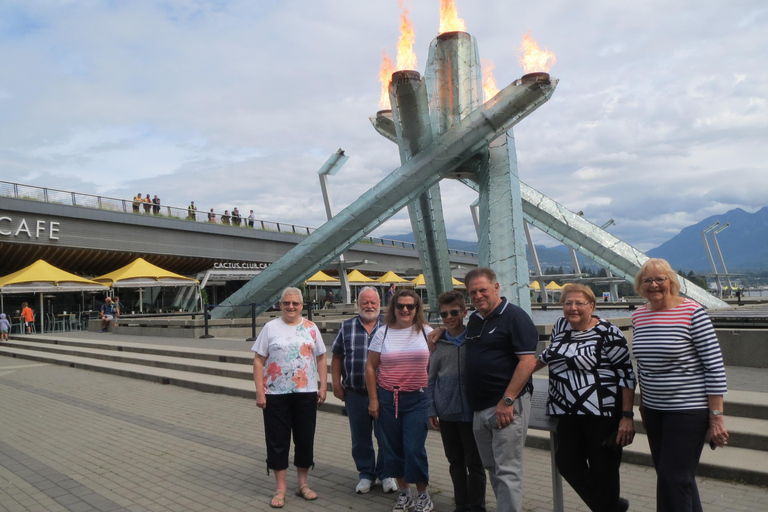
[413,493,433,512]
[381,477,398,493]
[355,478,373,494]
[392,492,414,512]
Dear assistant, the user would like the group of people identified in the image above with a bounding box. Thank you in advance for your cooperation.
[132,193,162,215]
[204,205,257,227]
[251,258,728,512]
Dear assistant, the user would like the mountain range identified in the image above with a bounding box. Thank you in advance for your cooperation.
[382,206,768,273]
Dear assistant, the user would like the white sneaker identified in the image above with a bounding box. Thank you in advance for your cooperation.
[392,492,414,512]
[381,477,398,493]
[414,493,433,512]
[356,478,373,494]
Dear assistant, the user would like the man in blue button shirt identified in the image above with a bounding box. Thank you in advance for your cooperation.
[331,286,397,495]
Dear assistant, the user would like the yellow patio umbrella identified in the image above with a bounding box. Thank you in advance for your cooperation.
[375,271,412,284]
[546,281,562,290]
[304,271,340,302]
[94,258,198,313]
[0,260,108,333]
[452,277,465,289]
[347,269,375,283]
[530,281,541,290]
[411,274,426,287]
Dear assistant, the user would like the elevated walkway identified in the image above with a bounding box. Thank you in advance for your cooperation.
[2,331,767,486]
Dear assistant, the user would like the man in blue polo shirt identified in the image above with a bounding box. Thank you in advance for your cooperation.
[463,267,538,512]
[331,286,397,495]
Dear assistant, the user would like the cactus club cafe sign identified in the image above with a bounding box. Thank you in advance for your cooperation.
[0,216,60,239]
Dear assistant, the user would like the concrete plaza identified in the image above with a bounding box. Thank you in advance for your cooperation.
[1,354,766,512]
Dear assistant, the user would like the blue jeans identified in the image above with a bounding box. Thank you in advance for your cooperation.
[377,386,429,484]
[345,391,390,480]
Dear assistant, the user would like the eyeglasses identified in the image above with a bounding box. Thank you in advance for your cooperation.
[641,277,669,286]
[395,303,416,311]
[466,318,488,340]
[563,301,591,308]
[281,301,302,307]
[439,309,463,318]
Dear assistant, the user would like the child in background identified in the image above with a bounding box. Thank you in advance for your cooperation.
[427,291,487,512]
[21,302,34,334]
[0,313,10,340]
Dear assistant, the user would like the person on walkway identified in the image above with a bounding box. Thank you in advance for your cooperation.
[535,284,636,512]
[20,302,35,334]
[463,267,538,512]
[221,210,231,225]
[253,287,327,508]
[248,210,255,228]
[0,313,10,340]
[152,195,161,215]
[366,289,433,512]
[331,286,397,495]
[187,201,197,220]
[99,297,115,333]
[133,193,142,213]
[143,193,152,214]
[207,208,216,223]
[384,283,396,307]
[428,291,486,512]
[632,258,728,512]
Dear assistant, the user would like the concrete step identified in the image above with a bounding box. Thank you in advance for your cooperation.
[2,339,767,486]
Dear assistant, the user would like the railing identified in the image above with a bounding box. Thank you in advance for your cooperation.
[0,180,477,258]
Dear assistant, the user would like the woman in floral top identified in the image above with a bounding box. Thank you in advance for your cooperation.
[253,287,327,508]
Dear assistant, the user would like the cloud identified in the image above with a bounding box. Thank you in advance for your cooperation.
[1,0,767,259]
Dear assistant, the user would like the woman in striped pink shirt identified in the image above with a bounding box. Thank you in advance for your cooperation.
[366,289,434,512]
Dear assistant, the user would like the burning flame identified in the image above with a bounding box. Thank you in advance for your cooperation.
[517,31,557,74]
[481,59,499,101]
[378,1,417,109]
[439,0,466,34]
[379,49,395,109]
[396,1,417,70]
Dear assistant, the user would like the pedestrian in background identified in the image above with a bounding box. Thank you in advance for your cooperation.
[152,195,161,215]
[248,210,255,228]
[188,201,197,220]
[143,194,152,213]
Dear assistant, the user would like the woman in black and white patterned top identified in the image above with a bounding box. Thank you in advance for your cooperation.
[535,284,636,512]
[632,258,728,512]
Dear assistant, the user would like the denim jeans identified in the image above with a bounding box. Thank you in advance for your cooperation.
[377,386,429,484]
[345,391,390,481]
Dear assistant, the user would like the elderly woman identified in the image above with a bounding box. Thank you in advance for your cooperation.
[252,287,327,508]
[632,259,728,512]
[534,284,636,512]
[366,289,434,512]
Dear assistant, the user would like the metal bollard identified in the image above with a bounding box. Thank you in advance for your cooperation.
[199,304,214,339]
[246,303,257,341]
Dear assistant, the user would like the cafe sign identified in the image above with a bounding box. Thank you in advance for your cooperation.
[0,216,60,240]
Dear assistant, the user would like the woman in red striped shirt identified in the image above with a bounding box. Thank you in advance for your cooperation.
[366,289,434,512]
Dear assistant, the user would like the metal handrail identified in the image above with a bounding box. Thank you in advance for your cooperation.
[0,180,477,258]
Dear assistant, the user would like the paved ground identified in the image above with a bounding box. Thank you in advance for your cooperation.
[1,351,766,511]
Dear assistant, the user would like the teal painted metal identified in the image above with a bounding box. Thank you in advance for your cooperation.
[210,75,558,319]
[389,70,453,312]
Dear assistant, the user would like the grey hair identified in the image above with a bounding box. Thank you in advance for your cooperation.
[281,287,303,303]
[358,286,380,302]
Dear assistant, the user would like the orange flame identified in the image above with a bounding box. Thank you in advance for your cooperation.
[517,31,557,74]
[439,0,466,33]
[481,59,499,101]
[379,49,395,109]
[396,1,417,70]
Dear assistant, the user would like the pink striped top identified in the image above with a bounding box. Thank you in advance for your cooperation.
[369,325,433,392]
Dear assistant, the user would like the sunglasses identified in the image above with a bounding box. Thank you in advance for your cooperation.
[439,309,463,319]
[395,303,416,311]
[281,301,302,307]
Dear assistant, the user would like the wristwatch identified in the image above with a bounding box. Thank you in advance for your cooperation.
[710,409,723,416]
[503,396,514,406]
[622,411,634,419]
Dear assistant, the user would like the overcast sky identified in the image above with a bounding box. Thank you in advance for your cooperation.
[2,1,766,252]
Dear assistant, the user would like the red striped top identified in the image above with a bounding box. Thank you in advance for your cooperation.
[369,325,433,392]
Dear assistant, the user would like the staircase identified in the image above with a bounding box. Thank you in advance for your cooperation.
[2,333,767,486]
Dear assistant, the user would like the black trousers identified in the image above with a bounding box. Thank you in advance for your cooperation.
[555,415,622,512]
[440,420,486,512]
[263,392,317,471]
[643,407,708,512]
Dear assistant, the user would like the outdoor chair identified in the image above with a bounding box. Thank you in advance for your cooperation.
[69,313,82,331]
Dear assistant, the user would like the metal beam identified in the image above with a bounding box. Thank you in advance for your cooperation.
[211,74,559,318]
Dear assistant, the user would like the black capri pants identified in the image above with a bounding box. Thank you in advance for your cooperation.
[263,392,318,471]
